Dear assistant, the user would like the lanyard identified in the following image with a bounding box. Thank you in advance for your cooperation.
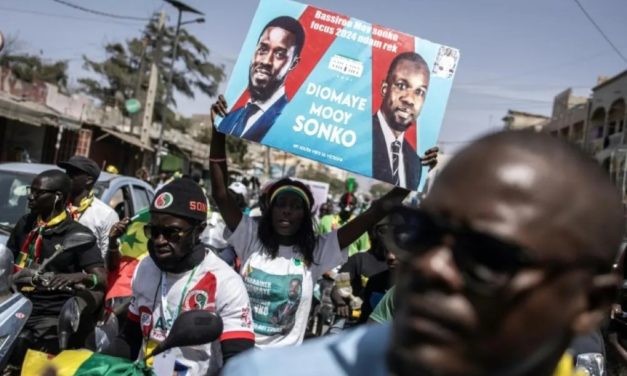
[159,266,197,331]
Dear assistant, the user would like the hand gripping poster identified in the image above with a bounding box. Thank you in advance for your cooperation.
[217,0,460,191]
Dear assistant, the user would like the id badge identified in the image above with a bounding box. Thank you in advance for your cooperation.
[153,349,176,376]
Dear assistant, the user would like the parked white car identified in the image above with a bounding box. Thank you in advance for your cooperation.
[0,162,155,244]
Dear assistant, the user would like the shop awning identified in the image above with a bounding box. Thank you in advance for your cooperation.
[100,128,154,152]
[0,92,84,131]
[0,94,59,127]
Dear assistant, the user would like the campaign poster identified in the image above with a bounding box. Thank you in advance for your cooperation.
[243,267,303,336]
[217,0,459,191]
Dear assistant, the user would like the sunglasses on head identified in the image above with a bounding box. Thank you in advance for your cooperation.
[385,207,595,294]
[143,224,194,242]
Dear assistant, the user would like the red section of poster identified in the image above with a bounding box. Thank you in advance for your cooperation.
[230,7,349,112]
[371,27,417,150]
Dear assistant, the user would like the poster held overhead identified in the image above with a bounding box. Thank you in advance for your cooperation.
[217,0,459,191]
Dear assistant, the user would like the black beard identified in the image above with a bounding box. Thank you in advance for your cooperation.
[147,240,205,273]
[388,120,411,133]
[248,75,282,102]
[382,108,413,133]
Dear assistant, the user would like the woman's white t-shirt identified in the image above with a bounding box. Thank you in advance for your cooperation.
[228,216,347,348]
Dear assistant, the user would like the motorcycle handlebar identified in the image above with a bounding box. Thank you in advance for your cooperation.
[31,273,87,292]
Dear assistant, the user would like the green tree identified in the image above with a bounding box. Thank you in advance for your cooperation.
[78,14,224,131]
[0,34,69,89]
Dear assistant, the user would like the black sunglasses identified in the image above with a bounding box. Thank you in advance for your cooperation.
[143,224,194,242]
[26,186,57,198]
[385,207,596,295]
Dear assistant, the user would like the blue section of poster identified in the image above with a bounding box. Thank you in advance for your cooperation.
[264,19,373,176]
[217,0,460,191]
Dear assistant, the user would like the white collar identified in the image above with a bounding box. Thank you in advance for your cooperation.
[249,85,286,114]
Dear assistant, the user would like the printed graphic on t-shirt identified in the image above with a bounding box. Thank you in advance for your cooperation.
[243,267,303,336]
[183,271,217,312]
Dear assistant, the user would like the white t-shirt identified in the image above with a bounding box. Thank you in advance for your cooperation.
[228,216,347,348]
[200,211,229,250]
[129,250,254,376]
[78,198,119,259]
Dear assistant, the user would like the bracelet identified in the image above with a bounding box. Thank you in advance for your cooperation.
[88,273,98,290]
[209,157,227,163]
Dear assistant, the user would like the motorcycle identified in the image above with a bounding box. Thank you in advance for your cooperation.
[1,231,100,372]
[0,244,32,372]
[21,310,223,376]
[94,296,132,352]
[305,275,335,338]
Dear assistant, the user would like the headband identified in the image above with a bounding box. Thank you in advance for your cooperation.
[270,185,311,210]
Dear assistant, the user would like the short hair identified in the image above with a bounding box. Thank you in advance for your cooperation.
[386,52,430,83]
[259,16,306,58]
[435,131,624,269]
[37,169,71,201]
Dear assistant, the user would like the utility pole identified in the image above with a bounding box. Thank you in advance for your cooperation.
[154,0,204,176]
[265,146,271,179]
[141,11,165,171]
[129,34,150,136]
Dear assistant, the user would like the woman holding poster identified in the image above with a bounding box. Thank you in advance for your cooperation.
[210,95,406,348]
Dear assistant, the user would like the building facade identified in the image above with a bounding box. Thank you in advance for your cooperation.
[0,66,211,177]
[502,110,549,131]
[544,88,588,149]
[587,71,627,199]
[505,70,627,213]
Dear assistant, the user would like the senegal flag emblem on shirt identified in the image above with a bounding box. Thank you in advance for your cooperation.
[106,208,150,300]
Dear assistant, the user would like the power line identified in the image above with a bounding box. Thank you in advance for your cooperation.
[51,0,151,22]
[0,6,141,28]
[572,0,627,65]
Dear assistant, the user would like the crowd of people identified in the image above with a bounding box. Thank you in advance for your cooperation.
[1,97,627,376]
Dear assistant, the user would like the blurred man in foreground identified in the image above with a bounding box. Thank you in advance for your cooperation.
[222,131,624,376]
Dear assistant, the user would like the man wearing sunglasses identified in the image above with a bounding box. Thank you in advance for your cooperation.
[6,170,104,373]
[223,131,625,376]
[120,177,254,376]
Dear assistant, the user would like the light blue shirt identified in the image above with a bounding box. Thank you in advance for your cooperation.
[222,323,392,376]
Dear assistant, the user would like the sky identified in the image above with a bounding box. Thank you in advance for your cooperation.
[1,0,626,154]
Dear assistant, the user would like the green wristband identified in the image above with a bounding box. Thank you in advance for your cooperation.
[89,273,98,290]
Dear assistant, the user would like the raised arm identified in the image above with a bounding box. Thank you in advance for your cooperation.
[210,95,243,232]
[106,217,130,271]
[337,187,408,250]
